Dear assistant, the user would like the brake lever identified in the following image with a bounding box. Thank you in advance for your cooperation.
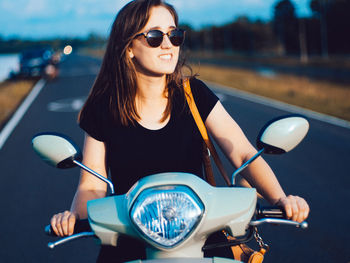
[47,232,96,249]
[249,218,308,229]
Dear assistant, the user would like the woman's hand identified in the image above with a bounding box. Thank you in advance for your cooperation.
[275,195,310,223]
[50,211,79,237]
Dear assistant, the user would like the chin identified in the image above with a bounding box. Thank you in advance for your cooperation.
[133,59,177,77]
[162,68,177,75]
[147,66,176,76]
[157,64,177,74]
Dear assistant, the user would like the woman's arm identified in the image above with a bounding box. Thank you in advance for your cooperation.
[205,101,309,222]
[51,134,108,236]
[70,134,108,217]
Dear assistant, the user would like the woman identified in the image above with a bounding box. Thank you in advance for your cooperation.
[50,0,310,262]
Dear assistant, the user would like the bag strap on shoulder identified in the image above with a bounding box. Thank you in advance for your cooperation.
[183,79,231,186]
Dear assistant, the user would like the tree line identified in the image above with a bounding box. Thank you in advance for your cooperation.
[184,0,350,57]
[0,0,349,58]
[0,33,106,54]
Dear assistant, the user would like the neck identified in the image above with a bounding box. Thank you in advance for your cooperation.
[135,74,167,104]
[134,74,170,129]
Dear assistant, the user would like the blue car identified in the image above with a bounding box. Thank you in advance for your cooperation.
[17,47,55,78]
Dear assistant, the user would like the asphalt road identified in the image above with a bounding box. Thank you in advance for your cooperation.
[0,54,349,262]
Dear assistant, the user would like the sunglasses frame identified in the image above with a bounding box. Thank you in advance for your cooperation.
[135,28,185,48]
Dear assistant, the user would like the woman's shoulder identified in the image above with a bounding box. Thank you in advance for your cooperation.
[80,95,111,121]
[188,77,217,99]
[79,94,114,141]
[187,77,219,121]
[189,77,208,89]
[189,77,217,97]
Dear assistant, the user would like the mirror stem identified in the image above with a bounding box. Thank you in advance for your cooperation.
[231,149,264,185]
[73,160,115,195]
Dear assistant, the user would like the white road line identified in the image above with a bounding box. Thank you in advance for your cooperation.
[0,79,46,150]
[208,81,350,129]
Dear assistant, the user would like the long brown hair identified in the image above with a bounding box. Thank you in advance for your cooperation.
[79,0,187,126]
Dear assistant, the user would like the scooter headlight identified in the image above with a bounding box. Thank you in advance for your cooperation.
[130,185,204,248]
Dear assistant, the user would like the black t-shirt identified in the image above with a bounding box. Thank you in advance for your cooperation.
[79,78,219,195]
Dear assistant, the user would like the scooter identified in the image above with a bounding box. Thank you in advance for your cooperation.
[32,114,310,263]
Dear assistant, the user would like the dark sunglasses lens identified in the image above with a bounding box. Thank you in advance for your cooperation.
[146,30,163,47]
[169,29,185,46]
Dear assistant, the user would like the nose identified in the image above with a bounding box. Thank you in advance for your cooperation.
[161,34,172,49]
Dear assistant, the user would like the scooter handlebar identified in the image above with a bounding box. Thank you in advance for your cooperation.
[253,204,308,229]
[45,219,91,236]
[256,205,286,219]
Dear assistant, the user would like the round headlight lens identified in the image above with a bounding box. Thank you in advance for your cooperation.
[130,185,204,248]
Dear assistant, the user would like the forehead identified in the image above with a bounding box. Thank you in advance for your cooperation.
[142,6,176,31]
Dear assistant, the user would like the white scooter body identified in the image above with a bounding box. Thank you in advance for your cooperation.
[87,172,256,261]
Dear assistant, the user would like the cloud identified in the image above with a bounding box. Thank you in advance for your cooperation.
[24,0,48,16]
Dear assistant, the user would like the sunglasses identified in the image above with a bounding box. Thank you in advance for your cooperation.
[135,28,185,48]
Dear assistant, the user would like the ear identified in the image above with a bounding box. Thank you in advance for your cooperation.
[128,47,134,59]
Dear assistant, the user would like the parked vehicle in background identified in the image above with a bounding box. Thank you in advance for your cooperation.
[15,47,59,79]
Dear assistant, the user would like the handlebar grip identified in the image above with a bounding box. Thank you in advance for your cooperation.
[256,205,286,219]
[45,219,91,236]
[45,224,56,236]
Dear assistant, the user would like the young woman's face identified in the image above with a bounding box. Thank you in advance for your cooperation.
[129,6,180,77]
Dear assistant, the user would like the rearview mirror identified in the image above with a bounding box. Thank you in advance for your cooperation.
[257,115,309,154]
[32,132,82,168]
[232,114,309,185]
[32,132,115,194]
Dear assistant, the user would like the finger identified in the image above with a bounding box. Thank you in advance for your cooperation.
[290,196,299,222]
[298,198,310,222]
[295,197,306,223]
[55,213,65,237]
[67,213,77,236]
[61,211,71,236]
[50,215,59,236]
[281,199,292,219]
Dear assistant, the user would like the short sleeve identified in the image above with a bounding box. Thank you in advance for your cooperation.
[79,98,109,142]
[189,78,219,121]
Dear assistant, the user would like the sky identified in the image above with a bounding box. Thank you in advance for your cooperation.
[0,0,313,39]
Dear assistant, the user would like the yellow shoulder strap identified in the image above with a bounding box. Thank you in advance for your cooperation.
[183,79,231,186]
